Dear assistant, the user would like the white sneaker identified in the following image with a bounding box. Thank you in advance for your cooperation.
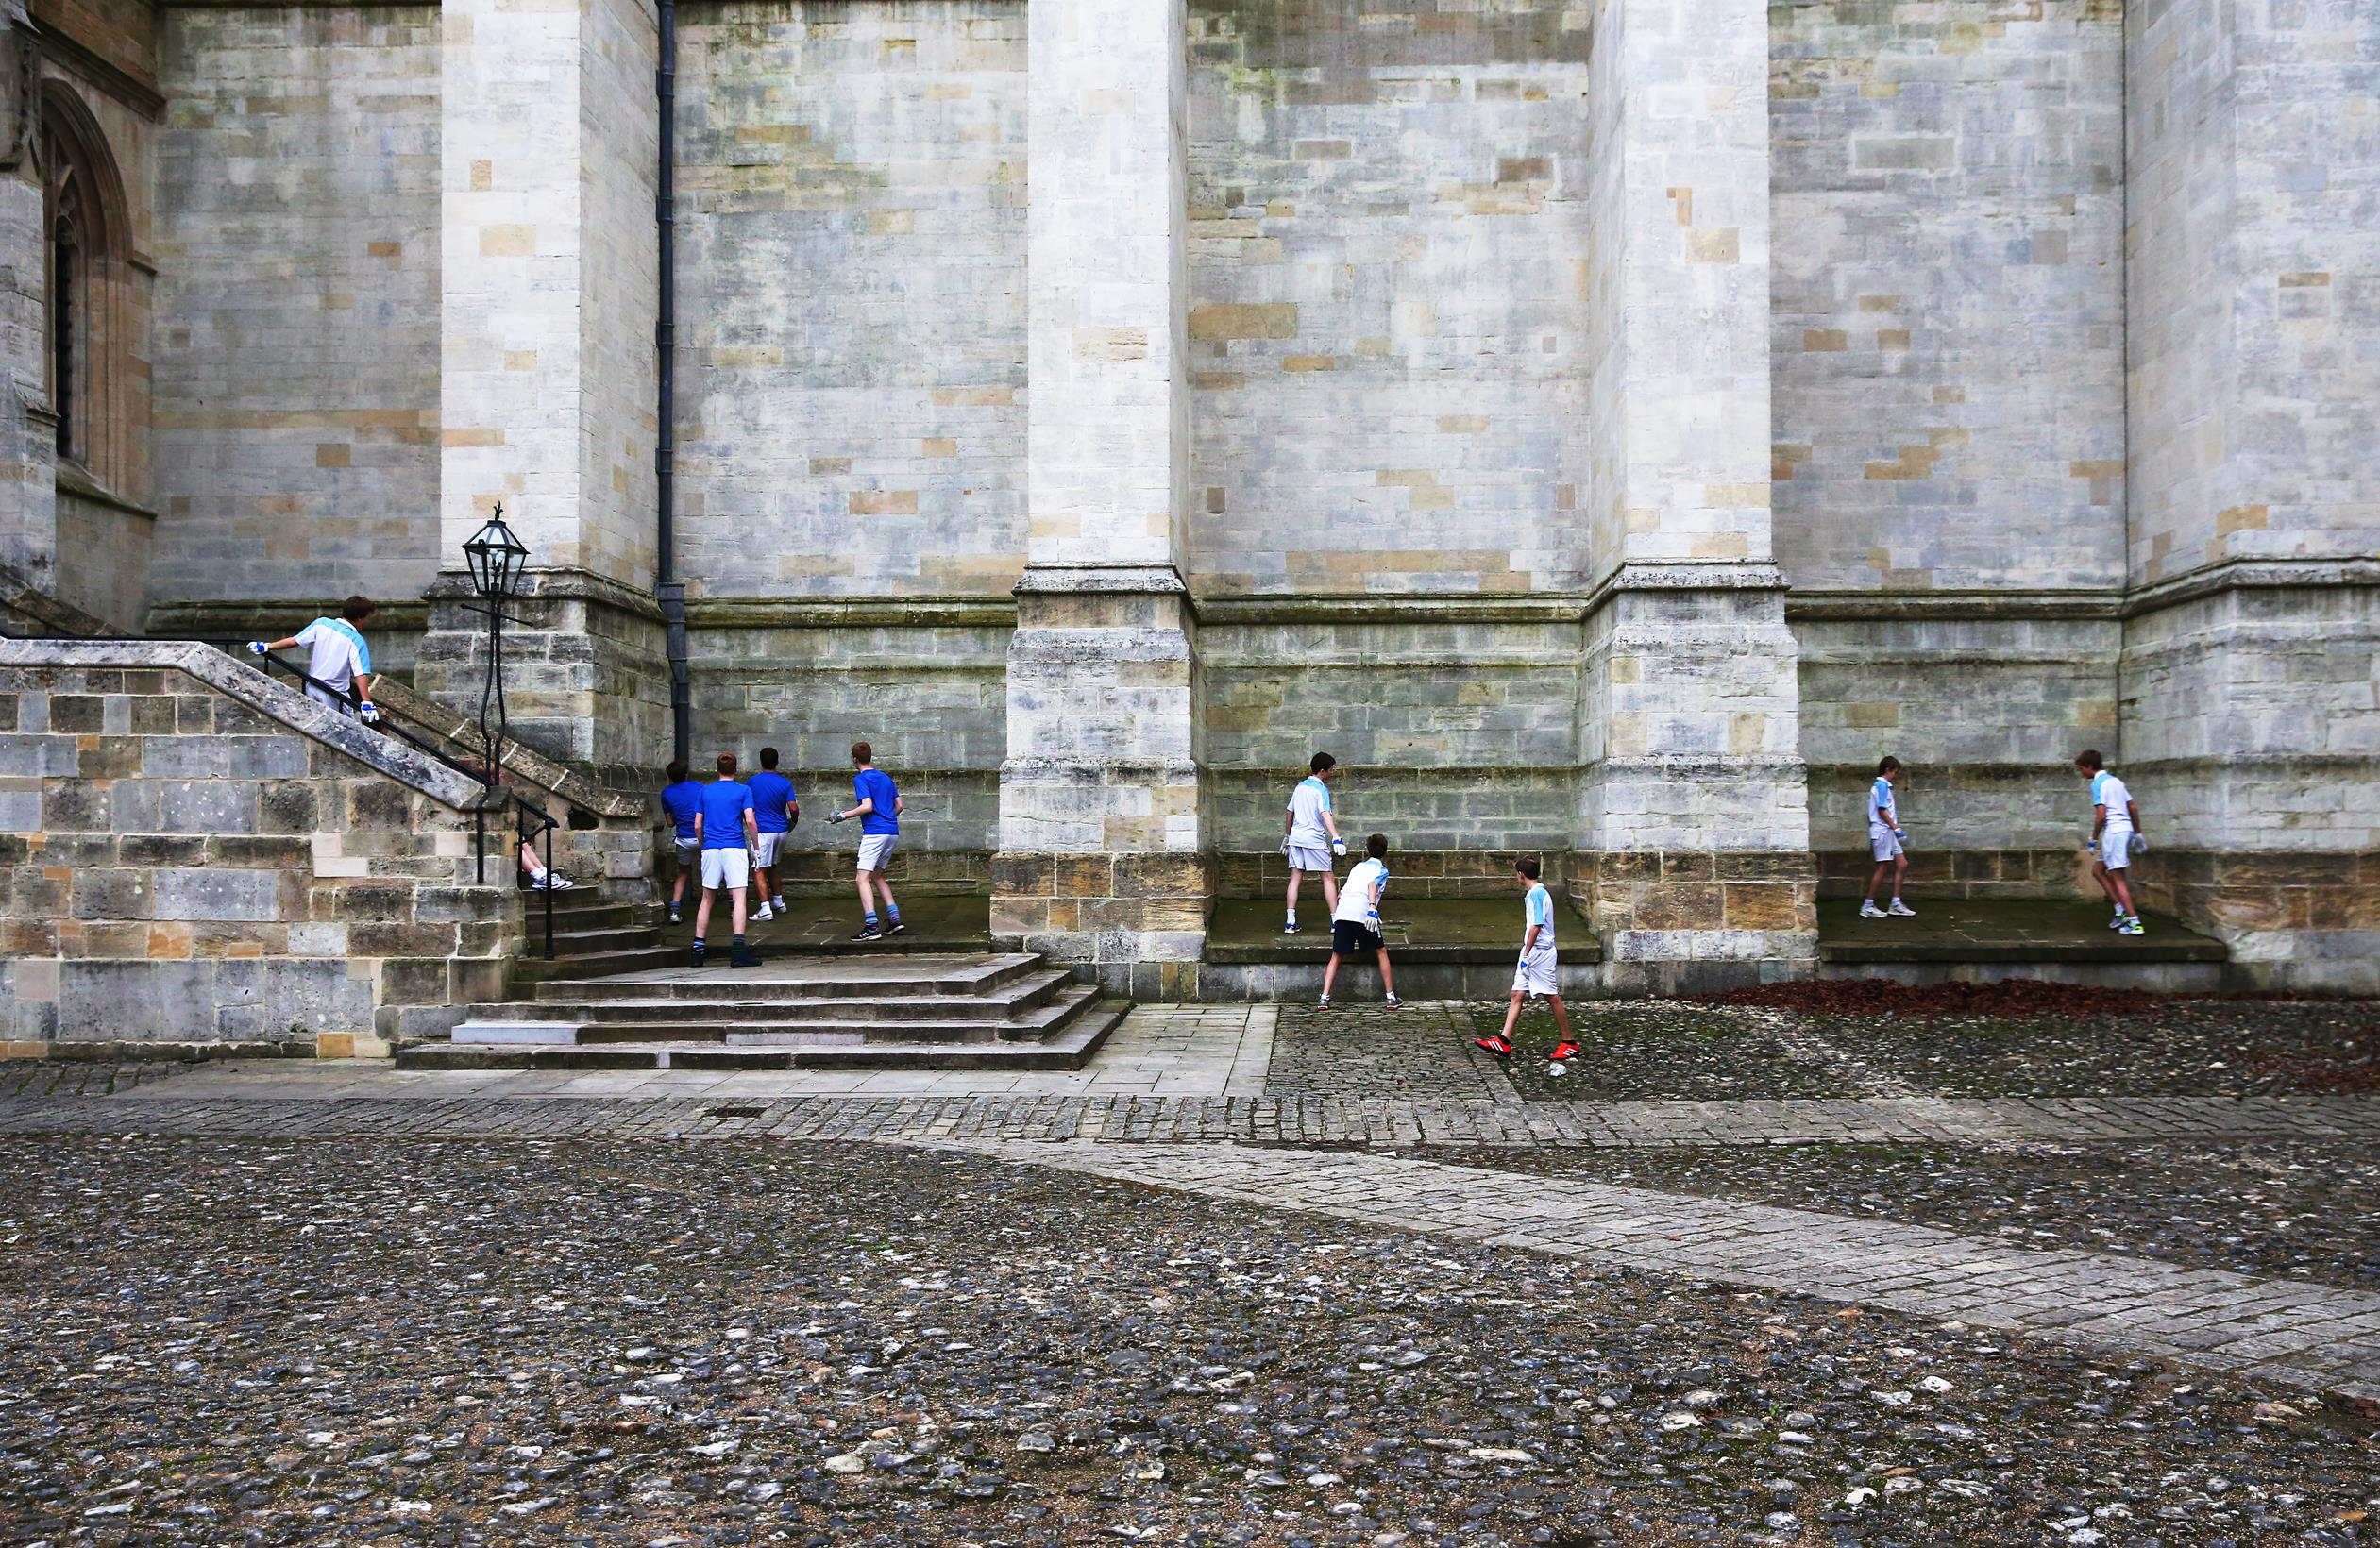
[2108,912,2127,930]
[752,902,773,921]
[1859,900,1887,918]
[530,872,575,891]
[1887,900,1916,917]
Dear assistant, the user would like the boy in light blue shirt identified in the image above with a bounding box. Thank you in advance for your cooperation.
[1281,752,1346,934]
[1474,857,1578,1070]
[1859,755,1916,918]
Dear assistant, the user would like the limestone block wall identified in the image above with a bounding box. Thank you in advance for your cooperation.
[674,0,1027,602]
[150,7,442,608]
[1769,0,2125,595]
[1200,604,1579,883]
[2128,0,2380,586]
[0,642,514,1058]
[683,604,1008,880]
[1183,0,1594,597]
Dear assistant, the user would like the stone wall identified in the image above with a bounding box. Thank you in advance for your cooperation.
[150,5,443,609]
[0,640,514,1058]
[1182,0,1594,597]
[673,0,1027,602]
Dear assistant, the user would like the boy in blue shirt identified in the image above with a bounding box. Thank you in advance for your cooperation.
[827,740,904,941]
[746,746,799,924]
[1475,857,1578,1070]
[692,752,761,968]
[1281,752,1347,934]
[658,759,703,925]
[1859,754,1916,918]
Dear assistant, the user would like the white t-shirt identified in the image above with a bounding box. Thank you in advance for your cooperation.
[1286,775,1334,849]
[1520,882,1556,951]
[1866,776,1897,830]
[1333,857,1390,924]
[295,617,372,701]
[2090,770,2135,833]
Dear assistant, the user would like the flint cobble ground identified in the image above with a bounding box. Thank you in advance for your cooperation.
[1420,1141,2380,1293]
[5,1135,2378,1548]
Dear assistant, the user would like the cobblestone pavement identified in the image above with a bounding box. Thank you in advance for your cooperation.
[5,1136,2376,1548]
[943,1142,2380,1403]
[0,1058,197,1099]
[1425,1140,2380,1293]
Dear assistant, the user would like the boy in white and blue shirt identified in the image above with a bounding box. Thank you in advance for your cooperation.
[2076,749,2145,934]
[1282,751,1346,934]
[1475,856,1578,1070]
[247,595,380,721]
[1318,833,1400,1009]
[1860,755,1916,918]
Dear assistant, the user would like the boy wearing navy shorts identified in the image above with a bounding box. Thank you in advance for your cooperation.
[1318,833,1400,1009]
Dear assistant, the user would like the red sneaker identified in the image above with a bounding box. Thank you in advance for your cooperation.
[1474,1035,1513,1056]
[1549,1041,1579,1063]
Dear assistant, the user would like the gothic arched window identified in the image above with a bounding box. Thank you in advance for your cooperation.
[41,88,127,482]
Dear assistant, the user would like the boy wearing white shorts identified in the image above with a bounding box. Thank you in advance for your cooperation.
[1282,752,1346,934]
[2076,749,2145,935]
[746,747,799,922]
[659,759,702,925]
[1475,857,1577,1068]
[1860,754,1916,918]
[828,741,903,941]
[692,752,761,968]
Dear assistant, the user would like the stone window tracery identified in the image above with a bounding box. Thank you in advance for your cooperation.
[40,86,127,486]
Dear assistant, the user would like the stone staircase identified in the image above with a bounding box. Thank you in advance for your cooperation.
[401,952,1127,1070]
[512,893,681,985]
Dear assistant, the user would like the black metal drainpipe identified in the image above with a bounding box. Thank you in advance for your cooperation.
[655,0,691,766]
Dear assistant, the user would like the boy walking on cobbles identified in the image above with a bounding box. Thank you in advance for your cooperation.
[747,746,799,924]
[659,759,702,926]
[828,741,903,941]
[1319,833,1401,1010]
[1861,754,1916,918]
[1282,752,1346,934]
[1476,857,1578,1069]
[2076,749,2146,935]
[693,752,761,968]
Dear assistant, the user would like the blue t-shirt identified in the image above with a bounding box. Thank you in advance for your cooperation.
[749,770,796,834]
[853,767,900,835]
[699,779,755,850]
[660,780,703,843]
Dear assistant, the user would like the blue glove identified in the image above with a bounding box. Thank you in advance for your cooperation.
[358,703,381,725]
[1894,828,1906,841]
[1330,837,1347,857]
[2087,840,2100,855]
[245,641,268,657]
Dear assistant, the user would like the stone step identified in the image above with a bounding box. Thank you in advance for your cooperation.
[510,946,686,985]
[408,998,1127,1071]
[534,900,660,933]
[544,925,667,955]
[531,953,1047,1003]
[481,968,1075,1027]
[517,983,1101,1047]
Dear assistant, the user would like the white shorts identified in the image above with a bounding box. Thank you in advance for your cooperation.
[856,833,897,872]
[700,848,751,891]
[1869,825,1904,863]
[1512,945,1560,998]
[675,838,700,872]
[2100,829,2134,870]
[752,832,785,867]
[1285,843,1332,873]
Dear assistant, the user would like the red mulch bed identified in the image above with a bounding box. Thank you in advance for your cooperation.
[1684,978,2329,1020]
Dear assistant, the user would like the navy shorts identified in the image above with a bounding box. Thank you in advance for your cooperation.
[1331,919,1384,956]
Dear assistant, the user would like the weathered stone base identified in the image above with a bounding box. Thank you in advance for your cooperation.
[1817,846,2097,900]
[2134,849,2380,993]
[1572,849,1820,995]
[1815,959,2229,993]
[415,568,669,791]
[1199,959,1603,1003]
[990,851,1209,999]
[1217,848,1569,900]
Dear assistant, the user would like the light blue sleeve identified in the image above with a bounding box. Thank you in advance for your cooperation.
[1528,887,1551,928]
[1321,782,1332,811]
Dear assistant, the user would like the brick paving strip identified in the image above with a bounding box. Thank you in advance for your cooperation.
[932,1139,2380,1404]
[2,1087,2377,1148]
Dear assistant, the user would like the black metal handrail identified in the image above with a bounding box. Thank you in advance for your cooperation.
[1,623,563,961]
[248,649,563,961]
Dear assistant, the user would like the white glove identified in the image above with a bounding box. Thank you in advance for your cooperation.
[828,811,845,824]
[358,703,381,725]
[1894,828,1906,841]
[1330,837,1347,857]
[245,640,268,657]
[2087,839,2100,855]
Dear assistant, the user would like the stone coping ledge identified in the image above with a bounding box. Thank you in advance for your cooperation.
[0,636,487,811]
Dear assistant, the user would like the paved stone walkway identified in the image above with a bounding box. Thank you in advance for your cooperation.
[940,1140,2380,1402]
[4,1085,2373,1148]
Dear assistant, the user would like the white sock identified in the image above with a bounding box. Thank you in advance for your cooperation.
[1891,896,1902,905]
